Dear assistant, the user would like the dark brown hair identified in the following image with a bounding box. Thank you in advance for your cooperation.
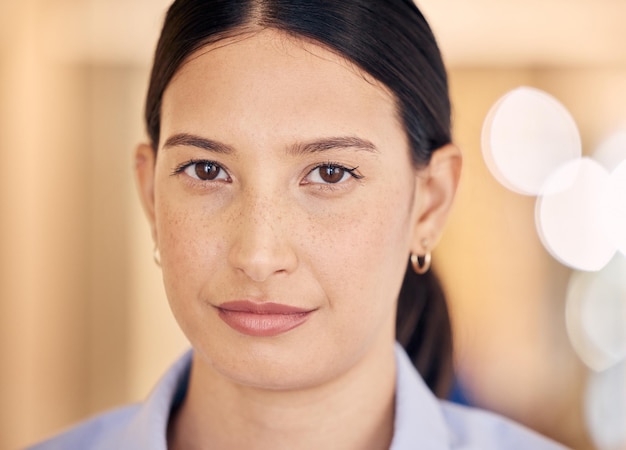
[146,0,453,397]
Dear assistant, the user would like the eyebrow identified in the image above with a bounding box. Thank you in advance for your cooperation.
[162,133,379,156]
[288,136,379,156]
[163,133,235,154]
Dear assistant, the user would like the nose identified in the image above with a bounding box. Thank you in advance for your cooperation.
[227,193,298,283]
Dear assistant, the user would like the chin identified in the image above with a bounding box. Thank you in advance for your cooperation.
[197,334,355,391]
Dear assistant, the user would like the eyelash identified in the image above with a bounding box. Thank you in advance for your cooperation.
[171,159,364,185]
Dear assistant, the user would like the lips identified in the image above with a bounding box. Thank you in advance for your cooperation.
[216,300,314,337]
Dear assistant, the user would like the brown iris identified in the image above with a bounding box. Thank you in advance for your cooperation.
[195,162,221,180]
[319,165,345,183]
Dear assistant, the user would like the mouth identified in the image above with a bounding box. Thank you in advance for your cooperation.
[216,300,315,337]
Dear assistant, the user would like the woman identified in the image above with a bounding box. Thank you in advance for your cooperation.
[31,0,567,448]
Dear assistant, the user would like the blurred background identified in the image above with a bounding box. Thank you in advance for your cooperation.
[1,0,625,449]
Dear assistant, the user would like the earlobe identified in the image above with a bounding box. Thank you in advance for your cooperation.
[134,143,158,242]
[410,143,462,253]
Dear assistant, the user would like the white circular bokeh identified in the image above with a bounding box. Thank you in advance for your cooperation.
[566,254,626,371]
[482,86,582,196]
[585,360,626,450]
[536,158,616,271]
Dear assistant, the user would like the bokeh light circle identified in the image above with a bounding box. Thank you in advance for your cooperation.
[536,158,615,271]
[566,254,626,371]
[585,360,626,450]
[482,86,582,195]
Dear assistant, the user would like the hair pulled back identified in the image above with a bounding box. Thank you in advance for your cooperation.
[145,0,453,397]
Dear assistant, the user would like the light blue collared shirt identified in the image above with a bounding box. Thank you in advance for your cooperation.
[28,345,568,449]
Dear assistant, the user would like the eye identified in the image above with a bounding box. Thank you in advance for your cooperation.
[305,164,362,185]
[173,160,230,181]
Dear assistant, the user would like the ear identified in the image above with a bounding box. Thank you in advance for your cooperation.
[410,144,462,254]
[134,143,158,243]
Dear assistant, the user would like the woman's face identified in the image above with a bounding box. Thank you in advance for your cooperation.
[136,30,457,389]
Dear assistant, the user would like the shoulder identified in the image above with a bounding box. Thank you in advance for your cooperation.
[28,349,193,450]
[27,405,140,450]
[392,344,569,449]
[440,401,570,450]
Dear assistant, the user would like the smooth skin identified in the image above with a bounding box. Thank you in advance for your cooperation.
[135,29,461,450]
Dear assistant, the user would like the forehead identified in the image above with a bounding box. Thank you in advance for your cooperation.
[160,29,403,149]
[170,29,393,97]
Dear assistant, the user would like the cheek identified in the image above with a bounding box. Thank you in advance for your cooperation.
[304,185,413,321]
[154,190,229,305]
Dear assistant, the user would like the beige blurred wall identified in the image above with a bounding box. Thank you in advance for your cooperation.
[1,1,624,449]
[1,1,89,443]
[0,2,188,448]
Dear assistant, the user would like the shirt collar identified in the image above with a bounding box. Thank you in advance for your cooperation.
[121,350,192,449]
[391,342,450,449]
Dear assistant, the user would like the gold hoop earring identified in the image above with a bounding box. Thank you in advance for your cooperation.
[153,247,161,267]
[410,252,431,275]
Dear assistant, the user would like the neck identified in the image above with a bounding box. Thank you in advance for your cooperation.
[168,339,397,450]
